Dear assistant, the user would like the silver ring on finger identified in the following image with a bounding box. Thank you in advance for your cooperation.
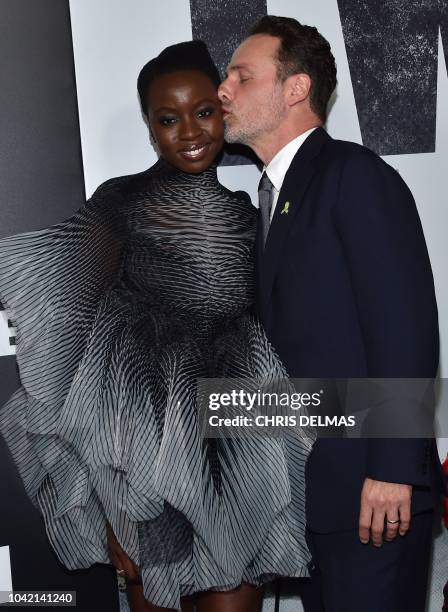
[386,518,400,525]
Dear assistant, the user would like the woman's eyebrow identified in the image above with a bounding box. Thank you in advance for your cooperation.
[154,99,217,113]
[153,106,178,113]
[193,98,217,106]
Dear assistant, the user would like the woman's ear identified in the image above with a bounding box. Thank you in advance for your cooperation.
[286,73,312,107]
[144,115,158,151]
[141,108,150,127]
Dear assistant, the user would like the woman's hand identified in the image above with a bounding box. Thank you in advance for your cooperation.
[106,522,141,583]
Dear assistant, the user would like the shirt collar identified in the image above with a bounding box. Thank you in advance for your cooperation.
[264,127,317,192]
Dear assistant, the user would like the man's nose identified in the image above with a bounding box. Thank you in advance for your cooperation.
[218,79,232,103]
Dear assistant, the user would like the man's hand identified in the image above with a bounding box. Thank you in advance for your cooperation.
[359,478,412,546]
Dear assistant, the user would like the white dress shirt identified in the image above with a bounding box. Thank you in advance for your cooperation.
[263,127,317,221]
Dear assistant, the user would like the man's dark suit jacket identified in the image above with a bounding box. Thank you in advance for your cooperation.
[255,127,441,533]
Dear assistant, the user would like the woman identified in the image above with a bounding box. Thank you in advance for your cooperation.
[0,41,313,611]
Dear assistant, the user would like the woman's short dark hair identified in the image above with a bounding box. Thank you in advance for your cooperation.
[137,40,220,117]
[250,15,337,122]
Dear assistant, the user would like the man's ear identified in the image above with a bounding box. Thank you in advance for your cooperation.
[286,73,312,107]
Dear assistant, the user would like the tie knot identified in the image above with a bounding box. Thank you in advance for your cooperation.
[258,172,273,194]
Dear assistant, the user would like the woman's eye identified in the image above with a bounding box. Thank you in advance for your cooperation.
[197,107,214,119]
[159,116,177,126]
[239,76,250,84]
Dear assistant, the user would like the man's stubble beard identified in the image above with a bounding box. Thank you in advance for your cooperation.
[224,84,287,147]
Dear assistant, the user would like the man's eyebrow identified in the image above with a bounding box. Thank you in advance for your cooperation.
[224,64,253,77]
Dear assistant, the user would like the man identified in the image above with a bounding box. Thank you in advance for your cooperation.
[218,15,441,612]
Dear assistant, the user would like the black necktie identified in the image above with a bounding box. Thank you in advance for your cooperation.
[258,172,274,247]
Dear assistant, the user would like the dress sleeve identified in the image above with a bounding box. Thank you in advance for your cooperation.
[0,178,125,406]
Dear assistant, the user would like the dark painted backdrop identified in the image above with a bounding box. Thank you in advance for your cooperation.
[0,2,118,610]
[191,0,448,156]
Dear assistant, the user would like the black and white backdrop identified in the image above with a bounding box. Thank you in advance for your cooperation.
[0,1,447,610]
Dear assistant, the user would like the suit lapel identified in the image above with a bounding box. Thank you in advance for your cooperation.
[258,127,331,305]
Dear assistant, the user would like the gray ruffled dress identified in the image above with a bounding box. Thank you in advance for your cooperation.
[0,159,313,609]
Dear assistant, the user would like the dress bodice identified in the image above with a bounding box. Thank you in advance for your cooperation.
[112,159,257,322]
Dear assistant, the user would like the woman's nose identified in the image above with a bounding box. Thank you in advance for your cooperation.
[179,117,202,140]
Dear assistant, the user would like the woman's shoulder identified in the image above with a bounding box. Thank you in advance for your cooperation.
[219,184,256,216]
[90,165,159,201]
[230,189,253,206]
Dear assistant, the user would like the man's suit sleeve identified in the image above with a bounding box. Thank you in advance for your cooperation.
[332,149,439,486]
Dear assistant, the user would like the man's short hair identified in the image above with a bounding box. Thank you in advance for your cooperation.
[250,15,337,122]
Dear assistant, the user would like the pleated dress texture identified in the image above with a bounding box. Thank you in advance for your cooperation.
[0,159,313,609]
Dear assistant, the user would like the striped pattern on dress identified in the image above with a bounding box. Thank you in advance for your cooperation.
[0,159,314,610]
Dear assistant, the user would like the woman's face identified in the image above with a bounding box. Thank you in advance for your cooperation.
[147,70,224,173]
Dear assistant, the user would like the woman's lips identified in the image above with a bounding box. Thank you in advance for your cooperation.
[178,143,210,162]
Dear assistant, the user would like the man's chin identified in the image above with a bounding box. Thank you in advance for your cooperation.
[223,126,245,145]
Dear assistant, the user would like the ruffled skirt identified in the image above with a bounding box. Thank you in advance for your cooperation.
[0,203,314,610]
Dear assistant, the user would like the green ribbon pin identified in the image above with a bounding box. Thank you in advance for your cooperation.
[280,201,290,215]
